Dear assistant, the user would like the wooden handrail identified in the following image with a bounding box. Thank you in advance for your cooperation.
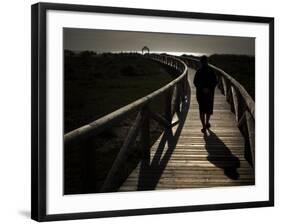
[183,56,255,167]
[64,55,188,144]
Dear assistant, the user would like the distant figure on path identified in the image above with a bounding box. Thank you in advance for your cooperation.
[194,56,218,133]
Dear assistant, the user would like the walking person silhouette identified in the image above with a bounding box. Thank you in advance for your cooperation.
[194,56,218,133]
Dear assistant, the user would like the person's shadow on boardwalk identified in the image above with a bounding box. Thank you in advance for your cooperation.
[204,130,240,180]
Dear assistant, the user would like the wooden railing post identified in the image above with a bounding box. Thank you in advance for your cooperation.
[64,138,96,194]
[222,78,232,105]
[171,86,178,115]
[237,110,255,167]
[185,72,188,97]
[181,72,187,101]
[175,83,181,113]
[217,75,224,94]
[238,96,246,122]
[140,106,150,160]
[165,88,172,123]
[231,86,239,122]
[227,84,234,113]
[221,76,227,98]
[81,138,96,193]
[246,111,255,167]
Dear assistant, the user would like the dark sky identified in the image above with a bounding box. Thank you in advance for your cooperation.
[64,28,255,56]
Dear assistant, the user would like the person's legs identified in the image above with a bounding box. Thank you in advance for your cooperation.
[200,112,206,132]
[206,113,211,128]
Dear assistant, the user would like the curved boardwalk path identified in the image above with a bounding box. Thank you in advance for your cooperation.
[119,67,255,191]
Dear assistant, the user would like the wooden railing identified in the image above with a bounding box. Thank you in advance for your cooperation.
[64,54,188,192]
[184,57,255,168]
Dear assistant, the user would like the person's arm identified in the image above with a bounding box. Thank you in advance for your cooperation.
[193,70,199,88]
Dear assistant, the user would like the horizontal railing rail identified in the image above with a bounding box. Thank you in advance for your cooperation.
[64,54,188,192]
[183,56,255,168]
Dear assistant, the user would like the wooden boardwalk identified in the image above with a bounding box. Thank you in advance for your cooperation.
[119,67,255,191]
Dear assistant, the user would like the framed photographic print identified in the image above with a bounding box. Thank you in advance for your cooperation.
[31,2,274,222]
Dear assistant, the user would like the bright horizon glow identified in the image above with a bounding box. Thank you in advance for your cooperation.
[68,50,211,57]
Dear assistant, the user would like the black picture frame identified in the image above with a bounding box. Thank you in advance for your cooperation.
[31,2,274,222]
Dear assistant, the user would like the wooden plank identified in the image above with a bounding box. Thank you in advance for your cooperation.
[131,166,253,171]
